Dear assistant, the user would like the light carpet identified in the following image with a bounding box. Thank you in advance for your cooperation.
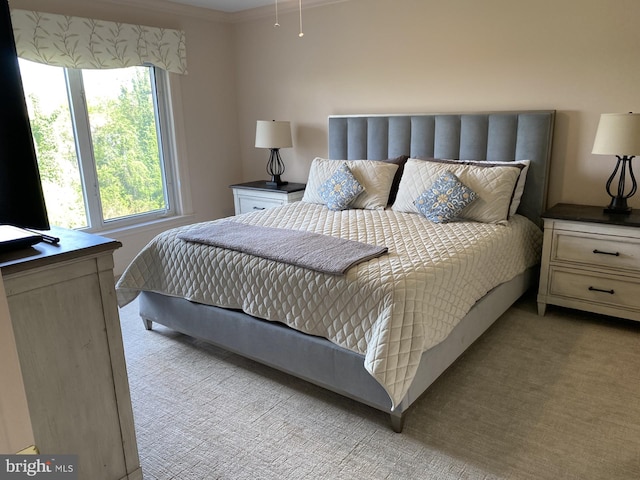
[119,292,640,479]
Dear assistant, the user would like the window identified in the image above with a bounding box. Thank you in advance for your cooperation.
[18,60,177,231]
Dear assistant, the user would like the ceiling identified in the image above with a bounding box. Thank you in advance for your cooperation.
[162,0,281,13]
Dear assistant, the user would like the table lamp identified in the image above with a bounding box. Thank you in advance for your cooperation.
[592,112,640,214]
[255,120,292,187]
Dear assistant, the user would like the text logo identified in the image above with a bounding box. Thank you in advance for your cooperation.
[0,456,77,480]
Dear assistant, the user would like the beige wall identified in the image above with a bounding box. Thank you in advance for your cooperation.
[234,0,640,211]
[11,0,243,274]
[9,0,640,273]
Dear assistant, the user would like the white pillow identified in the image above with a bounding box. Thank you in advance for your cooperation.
[431,158,530,217]
[392,158,522,224]
[302,158,398,210]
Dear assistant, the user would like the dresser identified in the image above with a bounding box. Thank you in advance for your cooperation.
[537,203,640,322]
[0,227,141,479]
[230,181,305,215]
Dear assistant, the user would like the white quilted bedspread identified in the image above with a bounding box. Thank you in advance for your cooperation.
[116,202,542,407]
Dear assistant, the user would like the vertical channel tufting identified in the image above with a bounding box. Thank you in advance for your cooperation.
[328,117,348,160]
[515,113,553,162]
[368,117,389,160]
[347,117,367,160]
[487,114,518,162]
[515,113,554,221]
[460,115,489,160]
[410,116,435,158]
[388,116,411,158]
[434,115,461,159]
[328,110,554,224]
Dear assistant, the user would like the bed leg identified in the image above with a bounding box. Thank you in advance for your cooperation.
[142,318,153,330]
[389,412,405,433]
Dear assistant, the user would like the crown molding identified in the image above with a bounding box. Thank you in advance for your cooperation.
[11,0,349,24]
[91,0,234,22]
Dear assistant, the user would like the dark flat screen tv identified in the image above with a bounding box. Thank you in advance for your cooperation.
[0,0,50,231]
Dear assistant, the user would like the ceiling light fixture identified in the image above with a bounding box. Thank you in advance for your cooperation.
[298,0,304,37]
[273,0,304,38]
[274,0,280,27]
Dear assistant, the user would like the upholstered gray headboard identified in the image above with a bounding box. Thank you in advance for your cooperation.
[328,111,555,225]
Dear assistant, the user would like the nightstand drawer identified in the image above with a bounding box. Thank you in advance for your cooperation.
[237,195,283,214]
[554,231,640,273]
[538,204,640,322]
[549,267,640,310]
[230,181,306,216]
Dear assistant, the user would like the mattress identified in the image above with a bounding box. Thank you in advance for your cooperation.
[116,202,542,407]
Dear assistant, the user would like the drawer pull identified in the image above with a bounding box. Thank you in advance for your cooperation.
[588,286,615,295]
[593,249,620,257]
[252,206,266,210]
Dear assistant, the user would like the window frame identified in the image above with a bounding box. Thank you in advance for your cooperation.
[27,63,179,233]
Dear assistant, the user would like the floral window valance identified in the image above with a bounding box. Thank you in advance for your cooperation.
[10,9,187,74]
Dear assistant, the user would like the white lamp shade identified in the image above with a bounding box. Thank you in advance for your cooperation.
[255,120,293,149]
[592,113,640,156]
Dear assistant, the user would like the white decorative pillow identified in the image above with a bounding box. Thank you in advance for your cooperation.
[428,158,531,217]
[319,163,364,211]
[414,172,478,223]
[302,158,398,210]
[392,158,522,224]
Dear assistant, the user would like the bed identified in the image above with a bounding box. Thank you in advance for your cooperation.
[116,111,555,432]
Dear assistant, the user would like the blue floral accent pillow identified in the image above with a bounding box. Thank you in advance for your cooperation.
[319,163,364,211]
[414,171,477,223]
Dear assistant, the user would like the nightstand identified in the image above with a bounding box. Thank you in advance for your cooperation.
[230,181,306,215]
[537,203,640,322]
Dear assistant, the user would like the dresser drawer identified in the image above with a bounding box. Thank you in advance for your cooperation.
[237,194,283,214]
[553,231,640,273]
[549,267,640,310]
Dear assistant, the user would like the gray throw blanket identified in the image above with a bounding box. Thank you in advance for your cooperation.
[178,221,388,275]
